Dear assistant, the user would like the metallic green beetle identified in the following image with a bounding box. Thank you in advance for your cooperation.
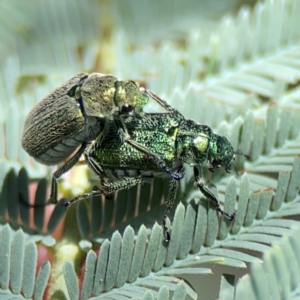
[63,99,236,241]
[21,73,180,204]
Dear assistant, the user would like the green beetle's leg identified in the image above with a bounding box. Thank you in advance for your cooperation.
[47,142,88,204]
[124,138,184,181]
[163,179,179,242]
[162,165,184,242]
[62,176,146,207]
[193,167,235,220]
[47,121,110,204]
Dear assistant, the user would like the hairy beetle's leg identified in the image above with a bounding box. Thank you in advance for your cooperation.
[117,87,183,180]
[125,138,183,181]
[193,167,235,220]
[62,176,145,207]
[92,120,110,148]
[47,142,88,204]
[116,117,131,143]
[83,123,111,177]
[84,145,104,177]
[162,165,184,242]
[118,87,184,180]
[118,101,183,180]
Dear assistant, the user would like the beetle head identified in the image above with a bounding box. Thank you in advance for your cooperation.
[208,135,235,173]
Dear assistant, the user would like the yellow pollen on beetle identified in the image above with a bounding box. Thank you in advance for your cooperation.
[173,128,179,140]
[194,135,208,152]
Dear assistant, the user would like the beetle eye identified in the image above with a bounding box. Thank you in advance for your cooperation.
[67,85,78,98]
[120,104,134,114]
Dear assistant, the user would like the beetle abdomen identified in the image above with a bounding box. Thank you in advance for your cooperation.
[22,73,102,165]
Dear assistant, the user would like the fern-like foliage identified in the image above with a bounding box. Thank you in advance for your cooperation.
[0,0,300,299]
[0,225,50,299]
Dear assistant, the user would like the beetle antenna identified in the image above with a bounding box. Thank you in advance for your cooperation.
[234,149,250,159]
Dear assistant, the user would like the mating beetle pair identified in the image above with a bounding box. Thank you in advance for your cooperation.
[22,73,237,241]
[22,73,179,205]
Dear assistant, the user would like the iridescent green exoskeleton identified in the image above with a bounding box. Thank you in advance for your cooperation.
[22,73,179,204]
[63,98,236,241]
